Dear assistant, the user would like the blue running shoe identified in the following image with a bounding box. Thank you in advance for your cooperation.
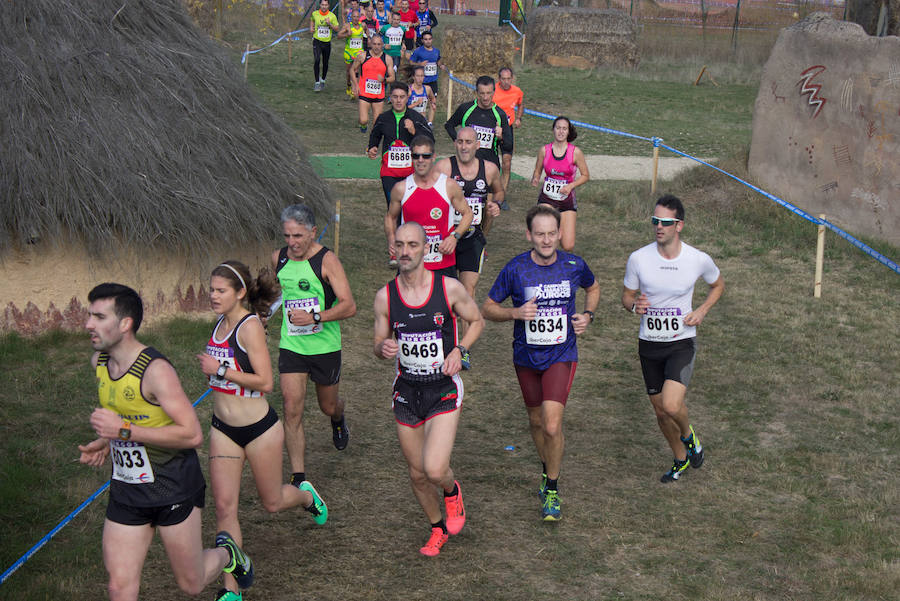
[682,425,704,469]
[541,489,561,521]
[660,457,690,483]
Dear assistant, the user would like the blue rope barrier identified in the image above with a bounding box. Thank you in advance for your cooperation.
[242,27,309,64]
[0,389,213,586]
[444,72,897,274]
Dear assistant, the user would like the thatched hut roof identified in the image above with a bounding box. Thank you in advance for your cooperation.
[0,0,331,256]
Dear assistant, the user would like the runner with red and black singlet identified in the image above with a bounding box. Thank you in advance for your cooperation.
[367,81,432,207]
[622,194,724,484]
[435,126,505,298]
[445,75,514,173]
[385,134,472,279]
[482,204,599,522]
[361,1,380,50]
[79,283,254,601]
[351,35,395,133]
[197,261,328,601]
[531,116,590,252]
[374,221,484,557]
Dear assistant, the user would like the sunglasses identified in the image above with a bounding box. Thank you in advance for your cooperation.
[411,152,433,160]
[650,216,682,227]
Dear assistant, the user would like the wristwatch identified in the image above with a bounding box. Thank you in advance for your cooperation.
[452,231,461,240]
[118,420,132,441]
[216,363,228,378]
[584,310,595,323]
[313,311,322,324]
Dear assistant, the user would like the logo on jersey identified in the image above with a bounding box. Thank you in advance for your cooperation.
[123,386,136,401]
[524,280,571,300]
[433,312,444,326]
[475,179,486,190]
[430,207,442,219]
[299,279,311,291]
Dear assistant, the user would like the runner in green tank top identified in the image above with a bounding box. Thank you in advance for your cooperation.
[273,204,358,488]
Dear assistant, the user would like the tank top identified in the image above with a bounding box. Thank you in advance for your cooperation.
[362,17,380,48]
[408,85,428,115]
[344,22,366,57]
[449,156,488,236]
[276,246,341,356]
[399,173,456,270]
[206,313,261,398]
[359,51,388,100]
[387,273,457,382]
[541,143,576,202]
[96,347,204,507]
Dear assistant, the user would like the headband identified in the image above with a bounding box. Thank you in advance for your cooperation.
[217,263,247,291]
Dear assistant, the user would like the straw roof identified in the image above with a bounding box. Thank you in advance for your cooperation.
[0,0,331,256]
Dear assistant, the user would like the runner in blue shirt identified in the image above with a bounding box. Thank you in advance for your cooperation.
[482,204,599,521]
[408,31,444,95]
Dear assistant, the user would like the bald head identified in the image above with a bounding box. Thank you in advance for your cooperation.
[396,221,426,244]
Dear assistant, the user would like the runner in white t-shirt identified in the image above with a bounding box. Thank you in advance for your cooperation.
[622,194,724,483]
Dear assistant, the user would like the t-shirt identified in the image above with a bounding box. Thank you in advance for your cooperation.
[623,242,720,342]
[398,9,418,38]
[409,46,440,83]
[379,24,407,56]
[488,250,595,370]
[312,10,339,42]
[493,84,523,123]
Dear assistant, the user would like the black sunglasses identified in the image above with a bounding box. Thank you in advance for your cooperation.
[411,152,433,160]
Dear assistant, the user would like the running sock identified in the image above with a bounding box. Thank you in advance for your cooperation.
[443,482,459,498]
[290,472,306,486]
[546,478,558,492]
[432,519,447,534]
[542,462,547,475]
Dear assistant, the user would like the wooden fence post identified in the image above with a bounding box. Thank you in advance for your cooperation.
[650,145,660,195]
[334,200,342,258]
[814,214,825,298]
[447,71,454,120]
[244,43,250,79]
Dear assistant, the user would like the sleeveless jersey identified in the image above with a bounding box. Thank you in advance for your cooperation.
[362,16,380,49]
[387,273,457,382]
[408,85,428,115]
[399,173,455,270]
[449,156,488,236]
[276,246,342,356]
[312,10,338,42]
[96,347,204,507]
[541,143,577,202]
[359,51,388,100]
[380,112,415,177]
[206,313,261,398]
[343,22,366,61]
[487,250,596,371]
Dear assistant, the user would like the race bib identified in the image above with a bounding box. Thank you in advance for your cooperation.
[644,307,683,342]
[387,145,412,169]
[424,234,442,263]
[110,440,154,484]
[284,298,322,336]
[206,346,237,390]
[424,62,438,77]
[525,306,568,345]
[411,97,428,114]
[453,197,482,226]
[388,31,402,45]
[349,38,363,49]
[471,125,494,149]
[364,78,383,96]
[317,25,331,39]
[542,177,567,201]
[398,330,444,374]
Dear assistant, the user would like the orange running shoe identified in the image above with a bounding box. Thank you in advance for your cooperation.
[419,527,448,556]
[444,480,465,535]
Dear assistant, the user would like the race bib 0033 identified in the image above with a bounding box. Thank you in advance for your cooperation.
[110,440,154,484]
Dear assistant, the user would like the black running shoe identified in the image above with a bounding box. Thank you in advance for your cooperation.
[332,416,350,451]
[682,425,704,469]
[216,531,254,589]
[660,457,690,483]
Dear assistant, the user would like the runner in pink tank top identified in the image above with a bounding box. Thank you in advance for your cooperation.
[530,116,590,251]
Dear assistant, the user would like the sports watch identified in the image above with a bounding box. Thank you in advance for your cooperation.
[118,420,132,441]
[216,363,228,378]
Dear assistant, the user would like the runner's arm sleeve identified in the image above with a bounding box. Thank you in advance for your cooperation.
[429,10,438,27]
[368,116,383,150]
[499,112,514,154]
[444,103,467,140]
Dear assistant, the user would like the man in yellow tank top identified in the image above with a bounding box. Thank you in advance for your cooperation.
[78,283,254,601]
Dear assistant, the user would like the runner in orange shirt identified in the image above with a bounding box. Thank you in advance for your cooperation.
[492,66,525,192]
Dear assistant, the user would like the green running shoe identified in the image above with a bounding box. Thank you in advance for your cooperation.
[538,473,547,502]
[215,531,253,589]
[215,588,242,601]
[299,480,328,525]
[541,489,561,521]
[660,457,690,483]
[682,425,704,469]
